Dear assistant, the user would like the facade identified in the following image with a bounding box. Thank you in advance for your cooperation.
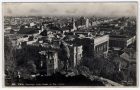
[69,45,83,67]
[46,50,59,76]
[39,50,59,76]
[75,35,109,58]
[94,35,109,57]
[109,35,136,50]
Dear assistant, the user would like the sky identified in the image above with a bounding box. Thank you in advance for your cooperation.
[3,2,138,17]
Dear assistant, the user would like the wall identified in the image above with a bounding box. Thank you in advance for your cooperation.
[94,35,109,56]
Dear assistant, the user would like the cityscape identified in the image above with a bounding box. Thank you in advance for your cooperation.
[4,3,137,86]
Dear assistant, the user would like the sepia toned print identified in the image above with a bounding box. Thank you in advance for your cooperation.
[3,2,137,86]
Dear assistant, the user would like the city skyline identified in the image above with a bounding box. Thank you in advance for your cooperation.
[3,2,137,17]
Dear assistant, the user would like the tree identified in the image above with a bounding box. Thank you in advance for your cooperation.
[59,41,70,71]
[4,36,16,85]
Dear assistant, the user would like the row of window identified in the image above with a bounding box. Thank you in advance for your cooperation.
[95,42,108,54]
[109,40,125,48]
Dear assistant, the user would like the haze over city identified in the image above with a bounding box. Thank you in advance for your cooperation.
[3,2,137,17]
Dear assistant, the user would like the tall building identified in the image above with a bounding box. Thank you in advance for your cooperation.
[72,18,77,31]
[63,35,83,67]
[39,50,59,76]
[69,45,83,67]
[46,50,59,76]
[86,18,89,28]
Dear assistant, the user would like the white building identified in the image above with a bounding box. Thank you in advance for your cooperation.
[94,35,109,57]
[86,19,89,28]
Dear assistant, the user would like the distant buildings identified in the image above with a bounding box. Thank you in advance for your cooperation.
[4,16,136,79]
[86,18,89,28]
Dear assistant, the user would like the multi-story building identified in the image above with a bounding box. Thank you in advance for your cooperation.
[46,50,59,76]
[109,35,136,50]
[63,35,83,67]
[94,35,109,57]
[69,45,83,67]
[75,34,109,58]
[39,49,59,76]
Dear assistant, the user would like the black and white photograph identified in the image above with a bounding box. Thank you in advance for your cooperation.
[3,2,137,87]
